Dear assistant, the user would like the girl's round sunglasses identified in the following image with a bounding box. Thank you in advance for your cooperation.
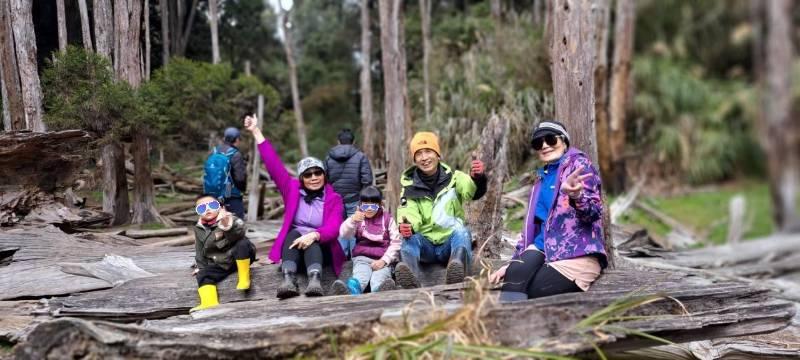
[531,134,562,151]
[359,203,380,212]
[196,200,221,215]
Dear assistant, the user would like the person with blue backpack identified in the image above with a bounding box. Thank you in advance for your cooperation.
[204,127,248,219]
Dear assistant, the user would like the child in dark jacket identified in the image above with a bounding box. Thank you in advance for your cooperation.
[191,194,256,312]
[330,186,401,295]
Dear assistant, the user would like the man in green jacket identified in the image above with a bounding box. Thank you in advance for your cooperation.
[395,132,487,288]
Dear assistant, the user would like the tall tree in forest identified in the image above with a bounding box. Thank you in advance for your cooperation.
[491,0,502,21]
[208,0,221,64]
[0,0,25,131]
[279,0,309,158]
[606,0,634,193]
[379,0,408,212]
[56,0,68,52]
[419,0,432,124]
[160,0,170,65]
[551,0,614,266]
[144,0,151,80]
[758,0,799,232]
[593,0,611,192]
[78,0,93,51]
[114,0,165,225]
[94,0,114,59]
[360,0,376,162]
[9,0,45,132]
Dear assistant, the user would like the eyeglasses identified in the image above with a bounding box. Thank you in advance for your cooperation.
[301,169,325,179]
[532,135,561,151]
[195,200,221,215]
[359,203,380,212]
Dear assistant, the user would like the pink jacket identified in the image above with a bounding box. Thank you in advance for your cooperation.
[258,139,345,275]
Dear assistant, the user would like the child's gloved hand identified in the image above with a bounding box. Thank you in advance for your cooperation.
[217,209,234,230]
[399,223,413,238]
[370,260,387,270]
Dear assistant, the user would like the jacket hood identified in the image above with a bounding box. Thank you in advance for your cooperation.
[328,144,359,161]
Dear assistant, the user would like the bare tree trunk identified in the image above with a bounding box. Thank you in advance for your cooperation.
[144,0,150,79]
[551,0,614,267]
[761,0,799,232]
[177,0,198,57]
[160,0,170,65]
[93,0,114,60]
[115,0,165,225]
[607,0,635,194]
[0,0,25,131]
[247,95,265,222]
[78,0,94,51]
[398,5,412,141]
[379,0,408,212]
[360,0,376,162]
[419,0,432,124]
[1,65,9,130]
[208,0,220,64]
[280,1,309,158]
[491,0,502,21]
[533,0,543,26]
[593,0,611,192]
[56,0,68,52]
[102,141,130,225]
[9,0,45,132]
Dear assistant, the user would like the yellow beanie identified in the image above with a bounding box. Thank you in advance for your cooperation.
[409,132,441,158]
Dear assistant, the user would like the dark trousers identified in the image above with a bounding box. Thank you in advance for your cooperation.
[501,250,581,299]
[224,196,245,219]
[281,229,323,273]
[196,239,256,286]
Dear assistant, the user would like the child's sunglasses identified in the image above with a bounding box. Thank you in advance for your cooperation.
[196,200,221,215]
[359,203,380,212]
[301,169,325,179]
[531,134,561,151]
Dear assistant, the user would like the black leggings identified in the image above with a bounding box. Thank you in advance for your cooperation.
[501,250,581,299]
[197,239,256,286]
[281,229,323,273]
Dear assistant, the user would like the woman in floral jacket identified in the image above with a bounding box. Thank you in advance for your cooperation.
[490,121,607,301]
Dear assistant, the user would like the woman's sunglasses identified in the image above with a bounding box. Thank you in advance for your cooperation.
[531,134,561,151]
[359,203,380,212]
[301,169,325,179]
[195,200,221,215]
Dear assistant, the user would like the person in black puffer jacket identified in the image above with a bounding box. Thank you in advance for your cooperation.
[325,128,374,259]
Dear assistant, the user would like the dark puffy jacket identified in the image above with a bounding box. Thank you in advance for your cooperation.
[217,143,247,198]
[325,144,373,203]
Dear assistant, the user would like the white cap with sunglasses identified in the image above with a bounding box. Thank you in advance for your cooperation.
[531,121,571,150]
[297,157,326,178]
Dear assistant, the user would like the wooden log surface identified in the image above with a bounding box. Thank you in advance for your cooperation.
[124,227,189,239]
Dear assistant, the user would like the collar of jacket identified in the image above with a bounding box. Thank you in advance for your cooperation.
[401,162,455,199]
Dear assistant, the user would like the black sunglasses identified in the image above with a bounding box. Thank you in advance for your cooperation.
[532,135,561,151]
[302,169,325,179]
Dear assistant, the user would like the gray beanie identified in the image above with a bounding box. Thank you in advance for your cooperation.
[296,157,325,177]
[531,121,571,147]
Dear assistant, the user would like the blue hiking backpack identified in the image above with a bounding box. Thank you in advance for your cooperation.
[203,146,238,200]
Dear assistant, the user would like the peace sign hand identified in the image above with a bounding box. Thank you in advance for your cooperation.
[561,166,592,199]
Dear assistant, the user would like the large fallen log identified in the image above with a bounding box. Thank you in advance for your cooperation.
[15,269,796,359]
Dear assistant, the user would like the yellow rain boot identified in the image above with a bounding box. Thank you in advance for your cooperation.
[235,259,251,290]
[190,284,219,312]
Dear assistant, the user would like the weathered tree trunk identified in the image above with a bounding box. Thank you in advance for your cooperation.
[467,112,509,259]
[551,0,614,267]
[246,95,264,222]
[533,0,543,26]
[78,0,93,51]
[93,0,114,60]
[208,0,220,64]
[131,133,165,224]
[593,0,611,192]
[159,0,170,65]
[379,0,408,212]
[419,0,432,124]
[760,0,799,232]
[606,0,634,194]
[144,0,150,80]
[9,0,45,132]
[1,63,9,130]
[102,142,130,225]
[360,0,376,163]
[491,0,502,21]
[177,0,198,57]
[0,0,25,131]
[280,1,309,158]
[56,0,68,52]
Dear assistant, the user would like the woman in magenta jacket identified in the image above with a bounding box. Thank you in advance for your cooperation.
[244,115,345,299]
